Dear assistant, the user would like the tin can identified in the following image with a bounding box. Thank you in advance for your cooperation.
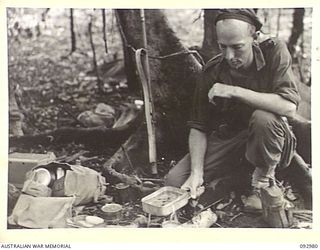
[115,183,132,203]
[101,203,123,222]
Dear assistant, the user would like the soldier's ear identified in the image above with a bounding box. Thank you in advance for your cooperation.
[253,31,260,40]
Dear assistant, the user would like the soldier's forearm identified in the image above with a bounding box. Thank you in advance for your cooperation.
[232,86,297,118]
[188,128,207,177]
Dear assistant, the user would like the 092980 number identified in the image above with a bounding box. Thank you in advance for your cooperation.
[300,244,318,248]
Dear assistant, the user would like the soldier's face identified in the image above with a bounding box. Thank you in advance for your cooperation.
[216,19,254,70]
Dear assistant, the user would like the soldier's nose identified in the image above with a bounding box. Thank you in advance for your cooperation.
[225,48,235,61]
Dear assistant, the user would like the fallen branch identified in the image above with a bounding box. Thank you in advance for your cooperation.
[102,127,147,185]
[10,107,142,150]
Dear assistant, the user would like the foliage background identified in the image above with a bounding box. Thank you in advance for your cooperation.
[7,8,312,155]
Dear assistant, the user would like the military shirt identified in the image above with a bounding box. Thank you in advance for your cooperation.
[188,38,301,133]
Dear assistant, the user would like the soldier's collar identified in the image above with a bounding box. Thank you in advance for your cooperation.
[253,41,266,71]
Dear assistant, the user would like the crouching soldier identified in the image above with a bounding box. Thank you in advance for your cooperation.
[165,9,300,211]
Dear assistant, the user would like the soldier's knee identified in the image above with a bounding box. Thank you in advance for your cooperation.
[249,110,282,135]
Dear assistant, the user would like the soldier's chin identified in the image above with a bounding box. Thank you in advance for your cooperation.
[230,63,242,69]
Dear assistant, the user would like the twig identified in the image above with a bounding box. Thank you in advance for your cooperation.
[122,32,204,65]
[200,198,224,212]
[102,9,108,54]
[214,222,223,228]
[229,212,243,222]
[192,10,203,23]
[110,9,115,44]
[70,9,76,53]
[148,50,205,66]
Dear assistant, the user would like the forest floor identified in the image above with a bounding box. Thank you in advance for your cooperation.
[7,9,311,229]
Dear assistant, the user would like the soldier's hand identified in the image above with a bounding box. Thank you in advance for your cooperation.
[181,174,205,199]
[208,83,235,104]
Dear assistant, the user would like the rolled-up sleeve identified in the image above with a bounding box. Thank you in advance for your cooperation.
[270,40,301,106]
[187,72,210,133]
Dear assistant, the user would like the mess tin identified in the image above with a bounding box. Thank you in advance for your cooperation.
[141,186,190,216]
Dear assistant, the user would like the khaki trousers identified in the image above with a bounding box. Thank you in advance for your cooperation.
[165,110,296,188]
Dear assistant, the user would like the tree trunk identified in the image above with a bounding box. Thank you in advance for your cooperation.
[103,9,201,177]
[115,10,140,92]
[288,8,305,56]
[200,9,220,62]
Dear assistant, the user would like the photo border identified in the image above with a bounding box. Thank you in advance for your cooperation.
[1,0,319,246]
